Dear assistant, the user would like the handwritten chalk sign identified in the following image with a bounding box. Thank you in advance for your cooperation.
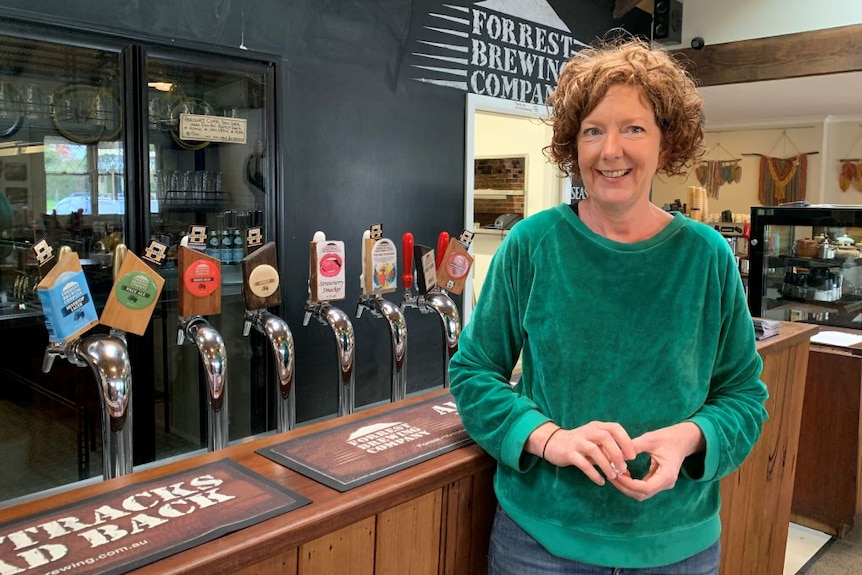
[179,113,248,144]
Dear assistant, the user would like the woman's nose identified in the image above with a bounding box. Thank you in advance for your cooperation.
[601,132,623,158]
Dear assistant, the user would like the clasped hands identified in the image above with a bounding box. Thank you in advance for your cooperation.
[535,420,704,502]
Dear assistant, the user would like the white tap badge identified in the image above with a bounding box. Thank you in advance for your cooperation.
[367,237,397,294]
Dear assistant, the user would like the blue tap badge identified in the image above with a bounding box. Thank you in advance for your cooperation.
[37,268,99,342]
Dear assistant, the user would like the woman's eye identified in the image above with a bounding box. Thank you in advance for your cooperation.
[583,127,601,136]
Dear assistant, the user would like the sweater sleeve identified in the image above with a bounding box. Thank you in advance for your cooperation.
[684,246,768,482]
[449,227,550,472]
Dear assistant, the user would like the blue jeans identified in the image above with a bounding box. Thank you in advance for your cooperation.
[488,507,720,575]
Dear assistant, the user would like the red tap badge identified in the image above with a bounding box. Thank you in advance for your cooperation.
[184,259,220,297]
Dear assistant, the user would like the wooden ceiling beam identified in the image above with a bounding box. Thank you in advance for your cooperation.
[613,0,647,19]
[671,23,862,86]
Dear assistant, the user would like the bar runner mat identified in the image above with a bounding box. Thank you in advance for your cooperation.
[257,393,472,492]
[0,458,310,575]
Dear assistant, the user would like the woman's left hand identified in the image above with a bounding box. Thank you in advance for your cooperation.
[608,422,704,501]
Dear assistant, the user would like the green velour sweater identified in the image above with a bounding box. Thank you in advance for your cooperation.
[449,203,767,569]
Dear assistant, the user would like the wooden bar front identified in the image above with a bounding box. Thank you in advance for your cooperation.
[0,321,812,574]
[719,321,816,575]
[792,338,862,537]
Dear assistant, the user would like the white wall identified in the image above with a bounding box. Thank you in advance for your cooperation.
[651,127,826,215]
[680,0,862,47]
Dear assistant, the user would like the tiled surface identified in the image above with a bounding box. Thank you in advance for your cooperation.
[784,522,832,575]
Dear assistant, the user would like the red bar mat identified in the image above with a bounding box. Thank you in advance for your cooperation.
[0,459,309,575]
[257,393,471,492]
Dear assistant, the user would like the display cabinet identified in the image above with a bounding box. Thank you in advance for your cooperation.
[0,20,278,503]
[748,205,862,330]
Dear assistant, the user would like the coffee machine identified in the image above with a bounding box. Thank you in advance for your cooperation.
[712,222,745,255]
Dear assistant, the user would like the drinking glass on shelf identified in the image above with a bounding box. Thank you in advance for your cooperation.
[154,171,169,205]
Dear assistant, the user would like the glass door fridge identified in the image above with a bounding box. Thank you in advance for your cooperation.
[0,21,278,504]
[143,49,276,459]
[749,204,862,330]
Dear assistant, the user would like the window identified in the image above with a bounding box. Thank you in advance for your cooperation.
[44,136,126,215]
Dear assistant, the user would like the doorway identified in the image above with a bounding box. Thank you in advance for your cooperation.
[463,93,568,323]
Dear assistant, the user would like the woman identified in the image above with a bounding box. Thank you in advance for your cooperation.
[449,37,767,574]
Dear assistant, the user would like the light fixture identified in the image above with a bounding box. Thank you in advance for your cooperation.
[147,81,173,92]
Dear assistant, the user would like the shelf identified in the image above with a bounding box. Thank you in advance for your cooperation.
[778,255,861,268]
[767,295,862,316]
[160,190,224,212]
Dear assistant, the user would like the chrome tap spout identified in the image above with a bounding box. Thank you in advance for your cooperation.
[357,295,407,402]
[42,335,133,479]
[304,301,355,415]
[420,290,461,388]
[181,316,229,451]
[399,289,420,312]
[244,309,296,432]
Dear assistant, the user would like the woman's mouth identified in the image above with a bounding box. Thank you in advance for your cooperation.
[599,169,632,178]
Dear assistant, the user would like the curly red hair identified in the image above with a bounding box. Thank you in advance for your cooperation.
[545,38,704,179]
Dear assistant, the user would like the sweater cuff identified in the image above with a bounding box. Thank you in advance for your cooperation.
[682,417,718,481]
[501,409,552,472]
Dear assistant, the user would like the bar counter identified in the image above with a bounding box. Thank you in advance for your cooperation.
[0,388,496,575]
[0,320,814,575]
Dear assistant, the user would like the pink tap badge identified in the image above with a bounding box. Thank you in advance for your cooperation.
[445,252,470,279]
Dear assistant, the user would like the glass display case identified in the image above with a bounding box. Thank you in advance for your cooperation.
[0,21,277,503]
[749,205,862,330]
[143,48,275,456]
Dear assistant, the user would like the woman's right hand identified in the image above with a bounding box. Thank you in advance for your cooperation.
[533,421,637,486]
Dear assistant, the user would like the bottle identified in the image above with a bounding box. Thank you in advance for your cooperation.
[206,230,221,259]
[231,228,244,263]
[220,230,233,263]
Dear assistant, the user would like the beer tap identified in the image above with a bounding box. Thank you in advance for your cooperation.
[43,332,132,479]
[176,232,229,451]
[177,315,228,450]
[241,230,296,432]
[303,231,355,416]
[39,243,140,479]
[400,232,462,388]
[356,226,407,403]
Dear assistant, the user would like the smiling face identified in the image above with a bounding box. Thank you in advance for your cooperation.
[577,84,664,213]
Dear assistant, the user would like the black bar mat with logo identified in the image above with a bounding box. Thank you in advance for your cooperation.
[0,458,310,575]
[257,393,472,492]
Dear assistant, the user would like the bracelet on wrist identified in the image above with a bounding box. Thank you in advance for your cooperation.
[541,427,562,459]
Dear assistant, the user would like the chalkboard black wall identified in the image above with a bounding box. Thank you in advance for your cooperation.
[0,0,649,422]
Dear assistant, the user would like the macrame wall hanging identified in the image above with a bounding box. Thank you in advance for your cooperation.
[694,141,741,199]
[744,131,818,206]
[837,127,862,192]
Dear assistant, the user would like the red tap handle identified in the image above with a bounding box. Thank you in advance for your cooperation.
[402,232,414,289]
[436,232,450,270]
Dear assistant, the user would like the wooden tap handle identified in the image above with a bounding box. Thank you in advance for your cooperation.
[436,232,449,270]
[402,232,414,289]
[112,243,128,282]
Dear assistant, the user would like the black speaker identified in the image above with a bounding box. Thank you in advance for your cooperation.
[652,0,683,44]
